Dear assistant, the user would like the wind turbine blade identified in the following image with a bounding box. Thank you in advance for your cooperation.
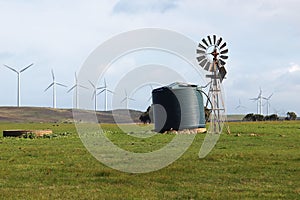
[51,69,55,80]
[44,83,54,92]
[97,89,105,95]
[78,84,88,89]
[107,89,114,94]
[3,64,18,73]
[91,91,96,100]
[104,78,107,88]
[56,83,67,87]
[74,72,78,82]
[268,93,273,99]
[67,85,76,93]
[120,98,127,103]
[149,84,154,90]
[20,63,33,72]
[88,80,95,88]
[128,97,135,101]
[259,87,262,96]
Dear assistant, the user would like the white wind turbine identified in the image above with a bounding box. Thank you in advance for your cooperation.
[146,83,162,102]
[68,72,88,109]
[89,80,103,111]
[3,63,33,107]
[121,90,135,109]
[44,69,67,108]
[235,99,246,110]
[98,79,114,111]
[263,93,273,116]
[250,88,263,115]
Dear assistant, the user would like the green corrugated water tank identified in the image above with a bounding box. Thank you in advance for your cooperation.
[152,82,206,133]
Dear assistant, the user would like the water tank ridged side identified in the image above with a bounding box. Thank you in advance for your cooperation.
[152,84,205,133]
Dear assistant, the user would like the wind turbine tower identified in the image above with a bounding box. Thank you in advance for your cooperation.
[263,93,273,116]
[89,80,103,111]
[98,79,114,111]
[68,72,87,109]
[121,90,135,109]
[250,88,263,115]
[44,69,67,108]
[3,63,33,107]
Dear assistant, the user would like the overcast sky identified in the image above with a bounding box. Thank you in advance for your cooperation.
[0,0,299,115]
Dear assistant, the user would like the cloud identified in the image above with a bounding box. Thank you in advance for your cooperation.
[112,0,178,14]
[288,63,300,73]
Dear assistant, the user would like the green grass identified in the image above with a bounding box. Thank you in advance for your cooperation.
[0,121,299,199]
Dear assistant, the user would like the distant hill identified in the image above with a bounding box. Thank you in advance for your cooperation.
[226,114,245,121]
[0,107,143,123]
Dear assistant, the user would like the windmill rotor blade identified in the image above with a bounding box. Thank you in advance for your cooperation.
[20,63,33,72]
[216,37,223,46]
[202,38,209,47]
[207,35,212,45]
[199,58,208,67]
[128,97,135,101]
[3,64,18,73]
[196,49,206,55]
[198,43,206,50]
[204,62,211,71]
[44,83,54,92]
[220,55,228,60]
[67,85,76,92]
[219,42,227,50]
[56,83,67,87]
[219,59,226,66]
[220,49,228,54]
[197,55,206,62]
[213,35,216,45]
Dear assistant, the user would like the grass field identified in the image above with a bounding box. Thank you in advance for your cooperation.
[0,121,299,199]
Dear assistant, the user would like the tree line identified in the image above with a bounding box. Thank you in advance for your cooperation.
[243,112,297,121]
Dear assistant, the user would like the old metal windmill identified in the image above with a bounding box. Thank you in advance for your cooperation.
[196,35,228,134]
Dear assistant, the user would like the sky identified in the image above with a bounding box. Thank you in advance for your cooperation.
[0,0,299,115]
